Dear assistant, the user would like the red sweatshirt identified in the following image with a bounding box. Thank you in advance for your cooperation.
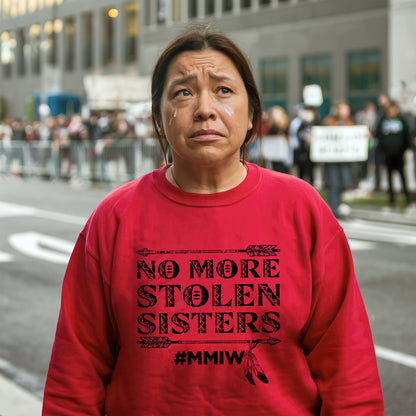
[43,162,384,415]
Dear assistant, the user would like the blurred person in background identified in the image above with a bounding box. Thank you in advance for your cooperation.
[374,100,412,207]
[373,94,391,191]
[294,105,320,185]
[42,27,383,416]
[323,100,355,217]
[265,105,290,173]
[355,101,377,187]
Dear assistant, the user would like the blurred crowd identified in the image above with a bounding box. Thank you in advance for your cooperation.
[0,108,157,181]
[250,94,416,216]
[1,94,416,215]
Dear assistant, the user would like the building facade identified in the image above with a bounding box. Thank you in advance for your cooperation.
[0,0,415,119]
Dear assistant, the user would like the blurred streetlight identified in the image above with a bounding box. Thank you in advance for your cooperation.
[108,8,119,18]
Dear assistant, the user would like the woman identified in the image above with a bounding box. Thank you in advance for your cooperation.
[374,100,412,207]
[43,27,383,415]
[322,100,355,217]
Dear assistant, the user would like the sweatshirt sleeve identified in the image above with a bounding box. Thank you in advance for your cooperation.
[42,230,118,416]
[302,229,384,415]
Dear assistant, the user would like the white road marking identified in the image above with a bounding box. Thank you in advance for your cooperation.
[0,201,86,225]
[375,344,416,369]
[347,239,376,251]
[0,201,35,217]
[8,232,73,264]
[341,219,416,245]
[0,250,13,263]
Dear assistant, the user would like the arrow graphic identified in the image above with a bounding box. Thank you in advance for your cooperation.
[137,336,281,349]
[136,244,280,257]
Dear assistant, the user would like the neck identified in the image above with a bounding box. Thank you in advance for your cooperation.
[166,158,247,194]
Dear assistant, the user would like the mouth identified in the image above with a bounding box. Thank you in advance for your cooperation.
[190,129,224,142]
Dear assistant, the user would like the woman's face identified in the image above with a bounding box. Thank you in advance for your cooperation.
[159,49,253,167]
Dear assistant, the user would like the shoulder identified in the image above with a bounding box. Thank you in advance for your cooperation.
[252,163,341,234]
[255,163,319,197]
[86,169,159,228]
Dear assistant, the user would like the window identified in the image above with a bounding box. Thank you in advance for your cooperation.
[125,3,138,63]
[82,13,93,69]
[16,28,26,76]
[28,0,37,13]
[260,0,270,5]
[301,55,331,116]
[188,0,197,18]
[173,0,181,21]
[347,50,381,111]
[157,0,166,24]
[223,0,233,13]
[206,0,215,15]
[1,0,11,18]
[64,17,75,71]
[29,24,41,75]
[18,0,26,15]
[241,0,251,8]
[260,58,288,110]
[144,0,152,25]
[44,20,58,65]
[102,8,115,67]
[1,31,15,78]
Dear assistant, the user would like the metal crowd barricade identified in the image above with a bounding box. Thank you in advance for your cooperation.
[0,138,162,183]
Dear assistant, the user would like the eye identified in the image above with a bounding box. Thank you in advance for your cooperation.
[218,87,232,95]
[175,89,191,97]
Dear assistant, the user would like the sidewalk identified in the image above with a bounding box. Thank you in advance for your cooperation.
[0,374,42,416]
[343,188,416,226]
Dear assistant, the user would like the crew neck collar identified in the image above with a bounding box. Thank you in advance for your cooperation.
[152,161,260,207]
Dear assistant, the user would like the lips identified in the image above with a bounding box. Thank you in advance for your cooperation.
[190,129,224,141]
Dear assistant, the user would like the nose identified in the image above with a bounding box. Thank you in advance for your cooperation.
[193,92,216,121]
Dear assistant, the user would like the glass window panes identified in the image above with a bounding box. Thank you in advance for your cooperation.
[157,0,166,24]
[29,24,41,75]
[260,58,288,109]
[44,20,58,65]
[64,17,75,71]
[188,0,197,18]
[301,55,331,117]
[173,0,181,21]
[206,0,215,15]
[82,13,93,69]
[301,55,331,93]
[16,28,26,76]
[241,0,251,8]
[348,50,381,92]
[102,8,115,67]
[125,3,138,63]
[223,0,233,12]
[347,50,381,111]
[1,31,15,78]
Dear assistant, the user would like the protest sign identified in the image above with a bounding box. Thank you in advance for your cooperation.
[261,135,289,162]
[310,126,369,162]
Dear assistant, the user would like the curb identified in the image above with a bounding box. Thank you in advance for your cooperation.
[349,206,416,226]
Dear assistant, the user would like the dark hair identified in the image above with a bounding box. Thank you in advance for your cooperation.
[151,25,262,159]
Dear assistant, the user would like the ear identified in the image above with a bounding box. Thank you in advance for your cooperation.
[155,116,165,136]
[247,108,254,131]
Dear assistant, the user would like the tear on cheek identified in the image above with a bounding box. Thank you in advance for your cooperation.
[220,103,234,117]
[168,110,177,126]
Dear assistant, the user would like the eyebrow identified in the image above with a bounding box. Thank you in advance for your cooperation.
[168,73,235,89]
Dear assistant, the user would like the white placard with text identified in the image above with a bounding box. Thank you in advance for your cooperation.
[310,126,369,162]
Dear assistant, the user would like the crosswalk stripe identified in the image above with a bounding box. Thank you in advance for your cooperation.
[375,345,416,369]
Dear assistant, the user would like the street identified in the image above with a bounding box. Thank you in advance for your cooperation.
[0,175,415,415]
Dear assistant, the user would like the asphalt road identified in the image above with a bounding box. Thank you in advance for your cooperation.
[0,175,415,415]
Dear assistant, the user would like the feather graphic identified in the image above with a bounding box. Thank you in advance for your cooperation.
[243,343,270,385]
